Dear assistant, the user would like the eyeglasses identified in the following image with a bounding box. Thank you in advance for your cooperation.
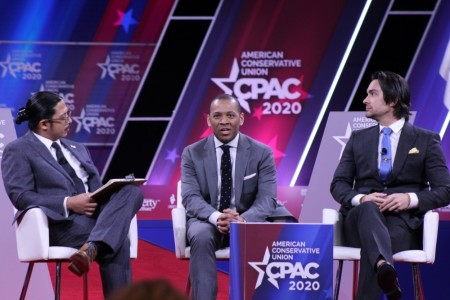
[48,111,72,124]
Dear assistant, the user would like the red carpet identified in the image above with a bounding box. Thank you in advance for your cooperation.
[48,240,229,299]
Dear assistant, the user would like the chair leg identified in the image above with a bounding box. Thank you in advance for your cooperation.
[412,263,424,300]
[55,262,62,300]
[185,274,191,296]
[20,262,34,300]
[352,260,359,300]
[83,273,88,300]
[334,260,344,300]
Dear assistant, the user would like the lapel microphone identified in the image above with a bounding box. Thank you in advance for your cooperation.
[381,148,387,155]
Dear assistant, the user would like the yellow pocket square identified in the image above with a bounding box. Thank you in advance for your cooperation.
[408,147,419,154]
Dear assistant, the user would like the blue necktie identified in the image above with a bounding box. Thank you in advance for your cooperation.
[379,127,393,183]
[219,145,232,212]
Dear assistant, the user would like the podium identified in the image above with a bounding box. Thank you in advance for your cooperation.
[230,223,333,300]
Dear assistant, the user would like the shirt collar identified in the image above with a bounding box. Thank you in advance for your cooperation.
[213,133,240,149]
[380,118,405,134]
[33,132,60,150]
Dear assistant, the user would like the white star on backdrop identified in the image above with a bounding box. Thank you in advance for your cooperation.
[211,59,251,113]
[332,123,352,159]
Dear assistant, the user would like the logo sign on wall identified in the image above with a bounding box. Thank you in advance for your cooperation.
[138,184,306,221]
[147,0,358,186]
[230,223,333,300]
[0,0,176,171]
[138,184,178,220]
[0,45,154,145]
[211,52,305,115]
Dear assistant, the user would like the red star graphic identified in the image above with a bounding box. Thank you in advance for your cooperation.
[267,136,285,159]
[252,105,264,121]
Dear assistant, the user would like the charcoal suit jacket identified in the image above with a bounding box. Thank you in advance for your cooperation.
[181,133,278,222]
[2,131,102,222]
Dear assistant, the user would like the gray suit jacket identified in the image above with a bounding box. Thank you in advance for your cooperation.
[331,122,450,229]
[2,131,102,222]
[181,133,278,222]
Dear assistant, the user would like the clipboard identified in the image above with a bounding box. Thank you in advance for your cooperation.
[91,174,146,200]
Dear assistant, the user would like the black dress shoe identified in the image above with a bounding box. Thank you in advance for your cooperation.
[377,262,402,300]
[68,242,98,276]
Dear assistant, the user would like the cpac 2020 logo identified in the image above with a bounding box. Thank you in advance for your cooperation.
[72,109,116,135]
[0,54,42,79]
[97,55,140,81]
[249,247,320,291]
[211,58,305,115]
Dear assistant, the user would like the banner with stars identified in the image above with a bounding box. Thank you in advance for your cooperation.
[146,0,360,188]
[0,0,175,171]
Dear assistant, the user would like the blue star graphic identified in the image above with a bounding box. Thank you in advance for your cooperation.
[165,148,180,163]
[323,285,333,299]
[114,8,138,33]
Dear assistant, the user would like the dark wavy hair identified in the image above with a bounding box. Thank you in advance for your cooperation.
[15,91,63,131]
[371,71,411,122]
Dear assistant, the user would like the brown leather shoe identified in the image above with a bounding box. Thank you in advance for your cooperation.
[68,242,97,276]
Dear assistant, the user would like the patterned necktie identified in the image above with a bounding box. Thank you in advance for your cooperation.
[52,142,86,194]
[219,145,232,212]
[379,127,393,183]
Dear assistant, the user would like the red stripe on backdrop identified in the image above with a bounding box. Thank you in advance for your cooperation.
[92,0,131,42]
[70,0,131,114]
[132,0,175,43]
[48,240,229,299]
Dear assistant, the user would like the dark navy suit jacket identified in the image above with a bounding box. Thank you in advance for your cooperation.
[331,122,450,229]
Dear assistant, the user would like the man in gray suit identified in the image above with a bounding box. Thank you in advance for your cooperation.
[330,71,450,299]
[181,94,289,300]
[2,91,143,297]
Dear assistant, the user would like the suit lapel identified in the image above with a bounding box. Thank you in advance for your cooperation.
[367,126,381,179]
[391,122,416,181]
[60,139,93,174]
[203,136,219,207]
[25,132,72,182]
[234,134,250,203]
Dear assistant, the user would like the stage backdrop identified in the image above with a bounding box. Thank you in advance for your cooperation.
[146,0,366,187]
[0,0,175,171]
[142,0,369,220]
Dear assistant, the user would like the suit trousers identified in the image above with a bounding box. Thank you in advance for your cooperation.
[49,184,144,296]
[343,202,421,300]
[187,218,227,300]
